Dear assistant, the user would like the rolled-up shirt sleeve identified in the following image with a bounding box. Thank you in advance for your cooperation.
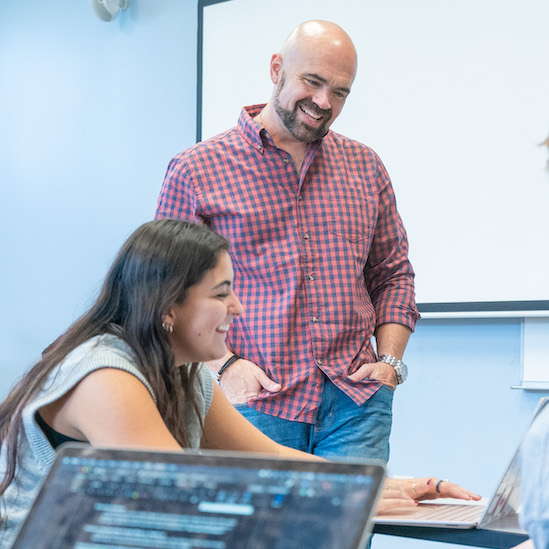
[364,156,420,331]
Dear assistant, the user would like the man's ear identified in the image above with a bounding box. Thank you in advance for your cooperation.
[270,53,283,84]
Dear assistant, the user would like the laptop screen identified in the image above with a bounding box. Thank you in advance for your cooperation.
[11,445,385,549]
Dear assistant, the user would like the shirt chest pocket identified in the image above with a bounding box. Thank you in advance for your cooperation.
[329,186,376,243]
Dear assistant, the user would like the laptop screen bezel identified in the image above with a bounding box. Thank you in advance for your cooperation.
[11,443,386,549]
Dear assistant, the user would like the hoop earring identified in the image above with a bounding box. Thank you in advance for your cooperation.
[162,322,174,334]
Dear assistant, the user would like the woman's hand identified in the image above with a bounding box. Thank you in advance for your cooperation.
[376,485,418,515]
[376,477,481,515]
[385,477,481,503]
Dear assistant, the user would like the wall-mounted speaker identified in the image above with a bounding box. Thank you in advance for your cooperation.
[91,0,129,22]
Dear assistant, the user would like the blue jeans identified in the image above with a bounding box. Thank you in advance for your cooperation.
[236,377,394,462]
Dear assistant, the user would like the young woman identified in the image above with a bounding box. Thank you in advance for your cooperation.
[0,220,478,547]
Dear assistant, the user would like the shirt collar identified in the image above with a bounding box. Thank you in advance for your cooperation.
[238,104,268,152]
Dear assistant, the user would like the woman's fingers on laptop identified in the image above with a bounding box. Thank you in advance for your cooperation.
[406,478,482,501]
[383,477,481,504]
[377,486,418,514]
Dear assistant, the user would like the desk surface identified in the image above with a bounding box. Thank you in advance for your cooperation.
[372,523,529,548]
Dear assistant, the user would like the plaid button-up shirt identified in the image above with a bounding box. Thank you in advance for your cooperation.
[156,104,419,423]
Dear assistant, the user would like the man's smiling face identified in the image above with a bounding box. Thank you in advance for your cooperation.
[271,38,356,143]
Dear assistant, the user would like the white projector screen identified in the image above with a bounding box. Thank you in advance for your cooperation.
[198,0,549,314]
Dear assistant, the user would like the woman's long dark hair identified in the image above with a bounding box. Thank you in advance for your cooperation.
[0,219,229,499]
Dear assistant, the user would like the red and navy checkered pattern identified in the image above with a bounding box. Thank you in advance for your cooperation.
[156,104,419,423]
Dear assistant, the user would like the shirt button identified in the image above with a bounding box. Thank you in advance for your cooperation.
[312,316,319,323]
[308,274,315,281]
[304,232,309,240]
[298,196,303,201]
[283,158,290,164]
[317,359,324,366]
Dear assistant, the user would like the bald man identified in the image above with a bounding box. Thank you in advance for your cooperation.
[156,21,419,461]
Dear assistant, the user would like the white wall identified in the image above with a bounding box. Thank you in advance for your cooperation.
[200,0,549,307]
[0,0,198,397]
[0,2,547,549]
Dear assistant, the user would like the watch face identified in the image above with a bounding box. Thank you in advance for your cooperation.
[398,363,408,382]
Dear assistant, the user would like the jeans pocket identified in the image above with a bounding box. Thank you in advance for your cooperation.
[233,402,251,412]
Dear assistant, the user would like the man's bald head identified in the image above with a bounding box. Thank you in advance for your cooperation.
[280,20,358,83]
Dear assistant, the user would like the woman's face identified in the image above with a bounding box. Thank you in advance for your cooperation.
[165,251,243,365]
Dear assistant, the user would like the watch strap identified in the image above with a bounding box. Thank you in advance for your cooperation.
[378,354,407,384]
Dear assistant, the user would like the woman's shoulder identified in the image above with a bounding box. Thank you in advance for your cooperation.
[48,334,153,399]
[21,335,157,466]
[44,334,141,384]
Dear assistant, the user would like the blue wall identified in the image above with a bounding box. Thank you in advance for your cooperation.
[0,3,547,549]
[0,0,197,396]
[376,317,547,549]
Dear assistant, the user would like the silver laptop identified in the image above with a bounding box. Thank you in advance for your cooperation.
[374,397,548,531]
[10,445,385,549]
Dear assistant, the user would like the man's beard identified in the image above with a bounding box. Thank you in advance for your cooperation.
[273,76,331,143]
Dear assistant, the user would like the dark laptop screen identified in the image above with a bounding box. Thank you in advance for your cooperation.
[11,446,384,549]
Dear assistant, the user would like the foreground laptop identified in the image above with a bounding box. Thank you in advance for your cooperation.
[10,445,385,549]
[374,397,548,532]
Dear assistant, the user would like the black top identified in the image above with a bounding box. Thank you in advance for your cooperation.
[35,412,82,449]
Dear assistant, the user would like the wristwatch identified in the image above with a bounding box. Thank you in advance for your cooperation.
[378,354,408,384]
